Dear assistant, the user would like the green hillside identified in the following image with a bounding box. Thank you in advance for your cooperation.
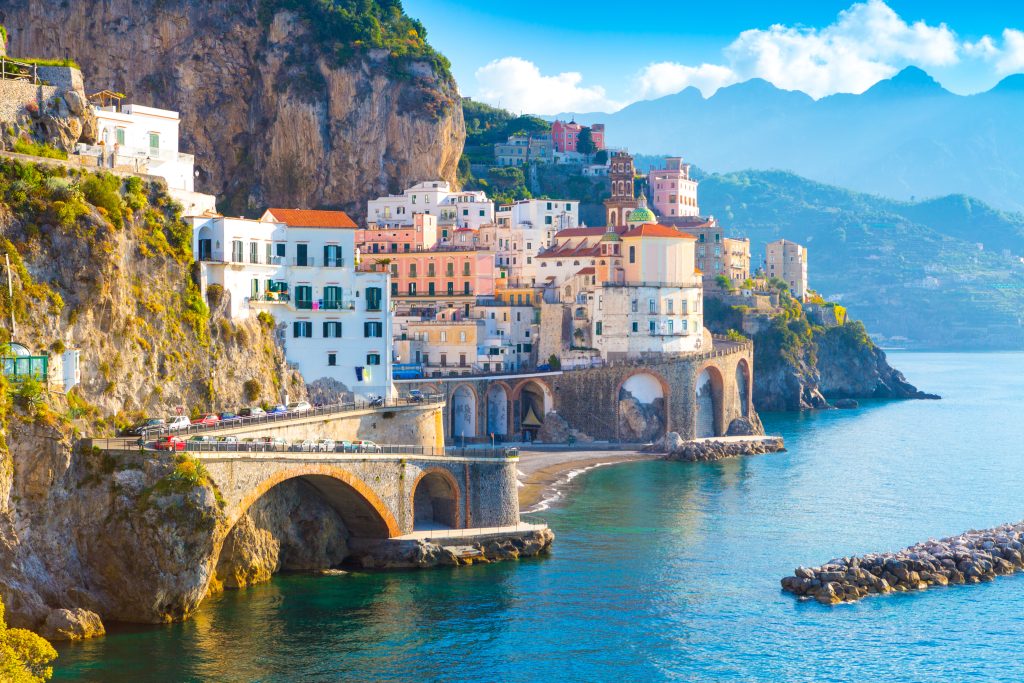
[700,170,1024,349]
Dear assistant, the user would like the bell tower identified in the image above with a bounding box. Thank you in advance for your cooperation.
[604,151,638,228]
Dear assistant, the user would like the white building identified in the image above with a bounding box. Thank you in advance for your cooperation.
[482,199,580,286]
[366,181,494,235]
[189,208,392,400]
[81,101,216,215]
[766,239,808,301]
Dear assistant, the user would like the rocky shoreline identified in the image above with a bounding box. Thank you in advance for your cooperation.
[349,528,554,569]
[647,430,786,463]
[781,522,1024,604]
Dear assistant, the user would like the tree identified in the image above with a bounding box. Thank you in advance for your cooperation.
[715,274,734,291]
[0,596,57,682]
[594,149,608,165]
[577,126,596,155]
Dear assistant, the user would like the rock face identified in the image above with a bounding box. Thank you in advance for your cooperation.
[617,393,664,443]
[2,0,465,216]
[535,411,593,444]
[214,479,349,590]
[782,522,1024,604]
[348,528,555,569]
[663,436,786,463]
[39,608,105,641]
[816,326,939,400]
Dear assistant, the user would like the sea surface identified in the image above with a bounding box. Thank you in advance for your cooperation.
[53,352,1024,682]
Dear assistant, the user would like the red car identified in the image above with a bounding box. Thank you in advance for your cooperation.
[154,435,186,451]
[196,414,221,426]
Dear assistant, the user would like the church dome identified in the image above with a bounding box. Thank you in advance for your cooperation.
[627,206,657,224]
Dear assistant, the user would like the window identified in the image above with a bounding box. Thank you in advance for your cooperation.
[668,320,674,334]
[327,353,337,367]
[248,242,258,264]
[428,263,435,277]
[367,353,381,366]
[544,216,552,225]
[446,262,454,276]
[408,282,417,295]
[631,300,638,313]
[148,132,160,150]
[276,243,285,258]
[428,282,435,295]
[440,354,447,367]
[632,321,639,332]
[323,286,343,309]
[296,243,308,266]
[649,299,656,314]
[462,209,469,216]
[447,282,454,295]
[391,282,398,296]
[479,209,485,217]
[293,321,312,338]
[231,240,243,262]
[324,244,343,267]
[649,320,656,334]
[265,243,273,264]
[546,202,553,210]
[323,321,343,338]
[295,285,313,309]
[459,354,467,367]
[390,264,398,277]
[365,287,382,311]
[667,299,674,314]
[462,261,471,276]
[409,263,417,277]
[629,245,635,263]
[595,321,603,335]
[463,282,470,295]
[440,331,448,342]
[364,321,383,338]
[115,127,126,145]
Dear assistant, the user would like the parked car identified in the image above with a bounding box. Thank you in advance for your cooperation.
[216,436,240,449]
[287,401,313,414]
[355,440,382,453]
[536,363,551,372]
[219,411,241,422]
[296,439,317,452]
[239,407,266,418]
[154,435,186,452]
[315,439,336,452]
[268,404,288,415]
[258,436,287,449]
[166,416,192,432]
[124,418,166,436]
[188,435,214,443]
[195,413,220,426]
[407,390,424,403]
[338,440,355,453]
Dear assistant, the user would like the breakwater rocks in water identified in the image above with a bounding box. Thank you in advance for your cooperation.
[349,527,554,569]
[782,523,1024,604]
[654,434,786,463]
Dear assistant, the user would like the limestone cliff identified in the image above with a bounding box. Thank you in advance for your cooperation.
[0,157,302,628]
[0,0,465,216]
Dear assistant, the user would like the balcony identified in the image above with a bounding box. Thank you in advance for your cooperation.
[291,257,316,267]
[249,293,290,305]
[324,257,346,268]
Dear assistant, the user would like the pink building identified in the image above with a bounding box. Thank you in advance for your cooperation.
[362,249,496,300]
[551,120,605,153]
[355,213,439,254]
[648,157,699,218]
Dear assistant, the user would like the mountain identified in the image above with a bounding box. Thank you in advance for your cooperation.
[555,67,1024,212]
[699,170,1024,349]
[0,0,464,217]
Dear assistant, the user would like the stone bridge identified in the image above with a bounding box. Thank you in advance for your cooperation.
[398,340,755,443]
[199,451,520,542]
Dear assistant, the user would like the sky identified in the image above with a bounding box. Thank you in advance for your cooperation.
[404,0,1024,114]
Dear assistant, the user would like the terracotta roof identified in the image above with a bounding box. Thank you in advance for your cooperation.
[575,267,596,275]
[263,208,357,229]
[622,223,695,239]
[555,226,609,238]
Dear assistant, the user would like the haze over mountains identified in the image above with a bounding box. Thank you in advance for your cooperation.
[557,67,1024,212]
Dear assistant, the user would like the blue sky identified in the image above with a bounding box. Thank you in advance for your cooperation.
[405,0,1024,113]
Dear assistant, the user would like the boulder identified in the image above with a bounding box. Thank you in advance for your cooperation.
[726,417,761,436]
[833,398,859,409]
[40,608,105,641]
[63,90,86,116]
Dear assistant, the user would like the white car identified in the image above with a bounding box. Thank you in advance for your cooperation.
[287,401,313,414]
[166,416,192,432]
[315,439,336,452]
[297,439,317,452]
[358,440,382,453]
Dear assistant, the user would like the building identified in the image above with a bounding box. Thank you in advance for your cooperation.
[494,133,553,166]
[356,213,439,254]
[604,151,638,227]
[648,157,699,218]
[189,208,392,400]
[551,120,605,153]
[766,239,808,300]
[481,199,579,286]
[366,181,494,234]
[78,99,216,215]
[363,249,497,312]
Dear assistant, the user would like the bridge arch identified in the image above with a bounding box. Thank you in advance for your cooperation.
[695,366,726,438]
[617,370,670,442]
[736,358,751,417]
[485,382,512,437]
[224,465,401,540]
[512,379,553,439]
[450,383,479,440]
[411,468,461,530]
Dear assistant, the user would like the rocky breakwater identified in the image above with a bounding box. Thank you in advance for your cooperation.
[782,522,1024,605]
[349,528,554,569]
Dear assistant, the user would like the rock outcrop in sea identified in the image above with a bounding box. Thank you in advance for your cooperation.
[781,522,1024,604]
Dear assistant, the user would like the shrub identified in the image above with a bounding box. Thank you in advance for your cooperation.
[11,137,66,160]
[243,379,260,402]
[81,174,124,227]
[547,354,561,370]
[205,284,224,308]
[256,311,275,328]
[0,594,57,683]
[726,329,747,342]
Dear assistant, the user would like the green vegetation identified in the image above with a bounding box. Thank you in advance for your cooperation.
[205,283,224,308]
[12,56,80,69]
[700,169,1024,349]
[0,595,57,683]
[243,379,261,402]
[257,0,450,76]
[11,138,67,160]
[577,126,595,155]
[714,274,734,292]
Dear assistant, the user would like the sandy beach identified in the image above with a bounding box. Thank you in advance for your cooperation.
[517,448,658,511]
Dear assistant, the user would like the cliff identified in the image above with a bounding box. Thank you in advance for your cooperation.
[1,0,465,216]
[0,157,304,629]
[706,295,936,411]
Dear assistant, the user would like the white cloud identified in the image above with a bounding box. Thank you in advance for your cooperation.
[473,57,624,115]
[635,62,738,98]
[968,29,1024,75]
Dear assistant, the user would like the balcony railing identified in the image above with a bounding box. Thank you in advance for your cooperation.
[291,257,316,267]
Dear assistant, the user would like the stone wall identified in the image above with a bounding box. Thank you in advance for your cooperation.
[0,79,60,121]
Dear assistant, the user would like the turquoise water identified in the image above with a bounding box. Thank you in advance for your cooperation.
[53,353,1024,682]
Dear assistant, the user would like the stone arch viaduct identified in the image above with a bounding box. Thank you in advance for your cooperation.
[399,340,755,443]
